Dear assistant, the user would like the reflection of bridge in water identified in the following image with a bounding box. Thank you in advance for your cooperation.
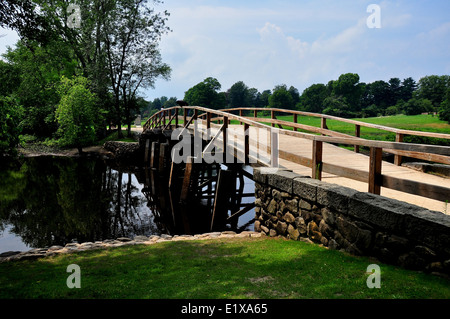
[140,106,450,222]
[141,149,256,235]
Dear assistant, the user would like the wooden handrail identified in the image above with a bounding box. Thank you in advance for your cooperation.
[144,106,450,156]
[143,106,450,202]
[222,107,450,140]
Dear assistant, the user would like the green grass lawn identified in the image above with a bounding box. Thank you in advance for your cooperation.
[1,237,449,299]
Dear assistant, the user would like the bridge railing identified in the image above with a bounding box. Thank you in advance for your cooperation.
[222,107,450,166]
[143,106,450,203]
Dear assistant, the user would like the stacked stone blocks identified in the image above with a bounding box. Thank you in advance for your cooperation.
[253,168,450,276]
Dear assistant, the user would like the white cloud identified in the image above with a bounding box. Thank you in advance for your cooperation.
[153,3,373,99]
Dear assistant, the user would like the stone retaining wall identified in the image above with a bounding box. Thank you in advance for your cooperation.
[253,168,450,276]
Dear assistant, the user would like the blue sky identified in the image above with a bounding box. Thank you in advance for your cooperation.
[1,0,450,101]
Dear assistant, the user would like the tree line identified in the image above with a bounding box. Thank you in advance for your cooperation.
[0,0,171,155]
[142,74,450,124]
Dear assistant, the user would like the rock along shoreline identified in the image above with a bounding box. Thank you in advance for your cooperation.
[0,231,263,263]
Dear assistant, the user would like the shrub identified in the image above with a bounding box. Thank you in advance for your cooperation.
[0,96,23,156]
[55,76,96,154]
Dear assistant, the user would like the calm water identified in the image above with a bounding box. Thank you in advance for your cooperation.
[0,156,254,254]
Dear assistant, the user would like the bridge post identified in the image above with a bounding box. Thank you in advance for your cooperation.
[271,129,279,168]
[271,110,276,128]
[206,112,211,140]
[312,140,323,180]
[369,147,382,195]
[293,114,298,132]
[321,118,328,135]
[223,116,228,157]
[355,125,360,153]
[175,108,178,128]
[394,133,403,166]
[244,123,250,164]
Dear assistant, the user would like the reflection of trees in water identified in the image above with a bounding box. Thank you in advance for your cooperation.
[0,157,156,249]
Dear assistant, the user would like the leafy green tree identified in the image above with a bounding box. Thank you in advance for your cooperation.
[322,95,352,117]
[385,105,400,116]
[331,73,364,113]
[415,75,450,110]
[228,81,249,108]
[259,90,272,107]
[163,97,178,108]
[439,88,450,123]
[369,80,390,108]
[55,76,96,154]
[0,60,21,96]
[288,86,300,106]
[400,77,417,101]
[0,0,53,44]
[269,84,295,110]
[402,98,433,115]
[30,0,171,138]
[184,77,227,109]
[297,83,328,113]
[2,40,78,137]
[388,78,402,106]
[246,88,260,107]
[0,96,23,156]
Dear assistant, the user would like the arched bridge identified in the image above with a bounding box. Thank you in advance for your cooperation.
[142,106,450,213]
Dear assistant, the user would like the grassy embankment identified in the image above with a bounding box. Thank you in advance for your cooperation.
[1,237,449,299]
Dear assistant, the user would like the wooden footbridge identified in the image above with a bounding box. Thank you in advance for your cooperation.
[142,106,450,218]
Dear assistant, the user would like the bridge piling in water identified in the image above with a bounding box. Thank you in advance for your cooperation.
[139,128,255,235]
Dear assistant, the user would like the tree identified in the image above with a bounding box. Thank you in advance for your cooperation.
[101,0,171,137]
[228,81,249,108]
[415,75,450,110]
[400,77,417,101]
[331,73,364,113]
[184,77,227,109]
[55,76,96,154]
[2,39,77,137]
[288,86,300,106]
[297,83,328,113]
[247,88,260,107]
[0,60,21,96]
[369,80,390,108]
[439,88,450,123]
[259,90,272,107]
[322,95,352,117]
[269,84,295,110]
[0,0,53,44]
[29,0,171,138]
[388,77,402,106]
[402,98,433,115]
[0,96,23,156]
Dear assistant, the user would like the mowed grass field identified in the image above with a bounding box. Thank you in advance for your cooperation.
[1,237,449,299]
